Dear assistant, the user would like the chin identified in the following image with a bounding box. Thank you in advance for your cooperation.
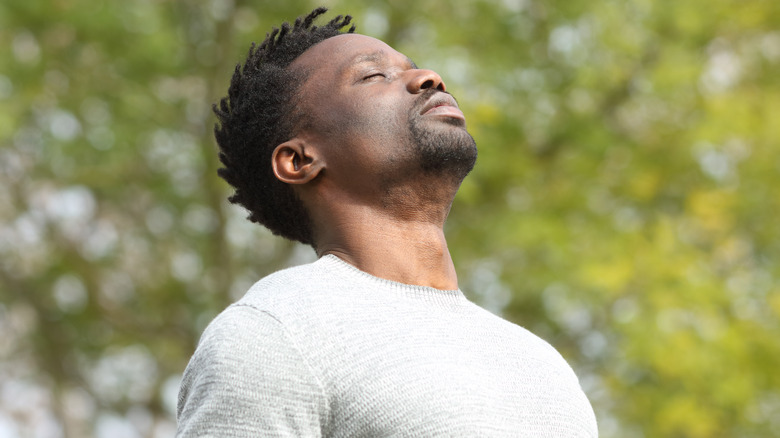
[416,129,477,178]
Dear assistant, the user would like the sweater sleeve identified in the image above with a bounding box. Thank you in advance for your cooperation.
[176,304,328,437]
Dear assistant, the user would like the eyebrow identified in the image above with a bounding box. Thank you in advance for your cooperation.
[347,51,418,71]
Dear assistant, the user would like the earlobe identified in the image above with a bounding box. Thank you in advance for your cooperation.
[272,139,323,185]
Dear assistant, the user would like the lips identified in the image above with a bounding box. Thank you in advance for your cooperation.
[420,93,465,120]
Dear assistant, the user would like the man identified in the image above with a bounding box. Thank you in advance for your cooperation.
[177,8,598,437]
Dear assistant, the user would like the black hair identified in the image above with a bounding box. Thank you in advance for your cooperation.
[213,7,355,246]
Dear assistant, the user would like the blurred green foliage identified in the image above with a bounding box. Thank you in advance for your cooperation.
[1,0,779,436]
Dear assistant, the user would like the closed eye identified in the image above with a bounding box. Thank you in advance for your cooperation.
[363,72,386,81]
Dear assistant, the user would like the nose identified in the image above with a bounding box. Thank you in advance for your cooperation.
[406,69,446,93]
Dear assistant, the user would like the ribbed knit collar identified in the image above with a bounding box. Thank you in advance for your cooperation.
[316,254,468,308]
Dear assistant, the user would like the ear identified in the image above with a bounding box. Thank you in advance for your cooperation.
[271,138,324,185]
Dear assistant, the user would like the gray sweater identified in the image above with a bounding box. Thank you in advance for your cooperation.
[177,255,598,437]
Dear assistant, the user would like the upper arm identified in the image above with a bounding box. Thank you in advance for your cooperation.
[176,305,327,437]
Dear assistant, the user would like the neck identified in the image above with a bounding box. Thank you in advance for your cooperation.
[314,206,459,291]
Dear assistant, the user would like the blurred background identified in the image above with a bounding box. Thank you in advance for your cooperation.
[2,0,779,436]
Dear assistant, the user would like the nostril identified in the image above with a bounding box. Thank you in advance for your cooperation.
[436,82,444,91]
[420,79,435,89]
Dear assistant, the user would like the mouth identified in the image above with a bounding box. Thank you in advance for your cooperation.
[420,93,465,121]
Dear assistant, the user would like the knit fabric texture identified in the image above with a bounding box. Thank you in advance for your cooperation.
[177,255,598,437]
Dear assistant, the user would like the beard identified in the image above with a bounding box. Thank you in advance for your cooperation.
[407,91,478,183]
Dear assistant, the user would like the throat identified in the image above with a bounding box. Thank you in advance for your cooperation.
[317,217,458,290]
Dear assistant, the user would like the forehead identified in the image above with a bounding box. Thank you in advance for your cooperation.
[291,34,411,76]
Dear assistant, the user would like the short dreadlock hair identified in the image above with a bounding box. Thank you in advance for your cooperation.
[213,8,355,246]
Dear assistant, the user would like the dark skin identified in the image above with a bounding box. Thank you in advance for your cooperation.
[272,34,472,290]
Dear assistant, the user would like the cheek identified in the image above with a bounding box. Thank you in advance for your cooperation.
[312,98,366,135]
[358,98,408,139]
[312,90,411,149]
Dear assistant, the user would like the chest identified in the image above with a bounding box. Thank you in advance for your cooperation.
[307,325,595,437]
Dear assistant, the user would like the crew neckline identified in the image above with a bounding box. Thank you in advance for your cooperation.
[316,254,468,308]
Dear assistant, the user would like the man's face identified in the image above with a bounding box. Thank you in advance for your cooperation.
[290,34,477,193]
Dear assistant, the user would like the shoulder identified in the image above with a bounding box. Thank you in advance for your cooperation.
[180,305,313,396]
[193,304,288,357]
[237,257,337,308]
[233,256,376,324]
[177,305,328,435]
[468,304,582,381]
